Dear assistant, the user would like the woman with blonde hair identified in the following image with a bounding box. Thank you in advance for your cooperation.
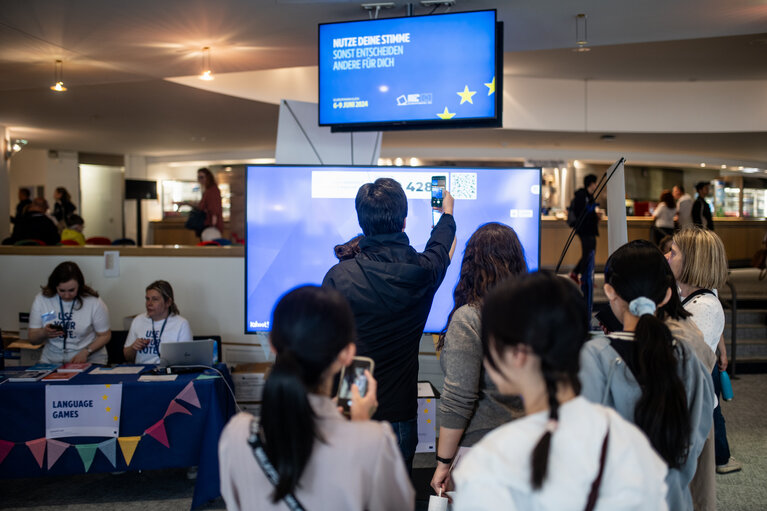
[666,227,741,475]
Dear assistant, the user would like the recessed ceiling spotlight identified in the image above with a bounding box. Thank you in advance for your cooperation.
[721,165,727,169]
[700,163,706,167]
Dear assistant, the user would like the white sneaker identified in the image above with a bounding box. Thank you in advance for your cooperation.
[716,457,742,474]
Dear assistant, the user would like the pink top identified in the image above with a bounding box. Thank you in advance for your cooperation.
[199,186,223,232]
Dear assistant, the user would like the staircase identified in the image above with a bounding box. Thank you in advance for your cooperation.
[724,307,767,365]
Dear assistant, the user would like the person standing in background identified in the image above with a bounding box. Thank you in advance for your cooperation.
[11,188,31,224]
[569,174,600,285]
[692,182,714,231]
[3,198,60,245]
[673,185,693,229]
[53,187,77,227]
[179,168,224,240]
[652,190,677,245]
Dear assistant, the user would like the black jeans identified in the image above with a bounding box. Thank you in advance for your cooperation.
[575,234,596,276]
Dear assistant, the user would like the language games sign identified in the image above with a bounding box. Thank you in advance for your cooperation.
[45,384,123,438]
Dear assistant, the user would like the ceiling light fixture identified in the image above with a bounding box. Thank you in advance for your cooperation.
[199,47,214,80]
[50,59,67,92]
[573,14,590,53]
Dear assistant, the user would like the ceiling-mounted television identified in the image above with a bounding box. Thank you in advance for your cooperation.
[245,165,540,334]
[319,9,502,132]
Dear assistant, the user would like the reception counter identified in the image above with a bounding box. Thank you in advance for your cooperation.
[541,216,767,269]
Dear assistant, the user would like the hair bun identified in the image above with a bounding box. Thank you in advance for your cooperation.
[629,296,656,317]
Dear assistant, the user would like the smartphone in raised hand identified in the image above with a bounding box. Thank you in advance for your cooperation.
[431,176,446,208]
[337,356,375,415]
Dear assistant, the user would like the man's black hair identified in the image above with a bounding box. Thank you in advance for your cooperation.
[355,178,408,236]
[695,181,709,192]
[583,174,598,188]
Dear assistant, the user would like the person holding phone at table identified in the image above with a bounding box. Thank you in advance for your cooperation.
[124,280,193,364]
[219,285,414,511]
[28,261,111,364]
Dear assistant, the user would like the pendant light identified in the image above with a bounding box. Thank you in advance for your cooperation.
[50,59,67,91]
[199,47,214,80]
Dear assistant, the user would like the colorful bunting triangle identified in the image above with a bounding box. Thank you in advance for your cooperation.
[164,400,192,419]
[25,438,46,468]
[118,437,141,466]
[0,439,14,465]
[47,439,70,469]
[98,438,117,468]
[145,420,170,448]
[75,444,99,472]
[175,381,200,408]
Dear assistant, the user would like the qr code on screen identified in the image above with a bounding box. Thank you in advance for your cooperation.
[450,173,477,200]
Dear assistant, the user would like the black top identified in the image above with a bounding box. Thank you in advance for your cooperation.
[53,200,76,223]
[608,335,639,380]
[12,199,31,224]
[691,196,714,231]
[572,188,599,237]
[323,214,456,422]
[6,212,60,245]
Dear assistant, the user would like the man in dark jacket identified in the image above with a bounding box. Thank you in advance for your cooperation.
[323,177,456,471]
[3,198,59,245]
[692,181,714,231]
[570,174,599,283]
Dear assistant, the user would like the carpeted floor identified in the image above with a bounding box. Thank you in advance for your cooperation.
[2,374,765,510]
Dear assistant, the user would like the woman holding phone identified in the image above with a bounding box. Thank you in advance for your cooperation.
[123,280,193,364]
[28,261,111,364]
[453,273,668,510]
[431,223,527,496]
[219,286,414,511]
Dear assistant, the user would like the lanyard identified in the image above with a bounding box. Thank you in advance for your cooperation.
[58,296,75,350]
[151,316,168,348]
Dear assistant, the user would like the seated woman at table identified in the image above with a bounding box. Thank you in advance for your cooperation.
[219,285,414,511]
[28,261,111,364]
[124,280,193,364]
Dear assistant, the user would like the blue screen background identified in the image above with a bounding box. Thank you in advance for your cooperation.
[319,11,497,125]
[245,166,541,333]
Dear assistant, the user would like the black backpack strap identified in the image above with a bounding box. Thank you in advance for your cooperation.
[681,288,715,306]
[248,419,306,511]
[583,429,610,511]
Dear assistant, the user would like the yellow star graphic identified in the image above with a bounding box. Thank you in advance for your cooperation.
[106,407,111,412]
[102,395,108,400]
[484,77,496,95]
[457,85,477,104]
[114,416,118,421]
[437,107,456,119]
[105,384,111,388]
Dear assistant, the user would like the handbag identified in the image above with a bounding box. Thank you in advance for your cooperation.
[185,208,206,235]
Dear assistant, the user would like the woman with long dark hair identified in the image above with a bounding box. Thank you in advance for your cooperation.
[431,223,526,495]
[453,273,668,510]
[28,261,111,364]
[53,186,77,226]
[219,286,414,510]
[579,241,714,511]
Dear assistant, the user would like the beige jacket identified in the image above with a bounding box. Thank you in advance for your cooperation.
[219,394,415,511]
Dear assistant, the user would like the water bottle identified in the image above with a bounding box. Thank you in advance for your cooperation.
[720,369,734,401]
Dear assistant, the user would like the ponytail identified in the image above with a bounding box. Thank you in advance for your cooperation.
[531,368,561,489]
[259,351,320,503]
[633,314,690,468]
[257,285,356,503]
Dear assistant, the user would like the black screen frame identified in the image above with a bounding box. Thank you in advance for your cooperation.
[318,10,503,133]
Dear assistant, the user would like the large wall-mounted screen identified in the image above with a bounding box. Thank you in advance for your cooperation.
[245,165,540,334]
[319,10,502,131]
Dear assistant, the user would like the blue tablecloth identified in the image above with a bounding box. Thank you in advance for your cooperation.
[0,365,236,509]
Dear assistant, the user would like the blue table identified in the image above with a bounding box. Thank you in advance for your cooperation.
[0,365,236,509]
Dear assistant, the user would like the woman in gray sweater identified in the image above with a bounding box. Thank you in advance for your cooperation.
[431,222,527,496]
